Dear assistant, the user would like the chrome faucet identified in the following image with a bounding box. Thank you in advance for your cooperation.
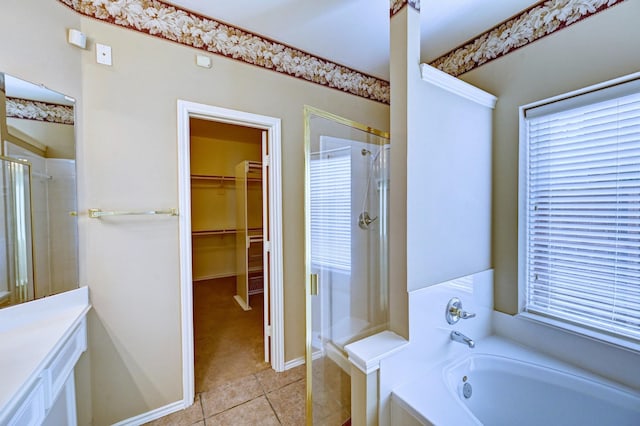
[450,330,475,348]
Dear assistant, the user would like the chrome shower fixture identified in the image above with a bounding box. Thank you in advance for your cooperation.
[358,211,378,230]
[358,146,384,230]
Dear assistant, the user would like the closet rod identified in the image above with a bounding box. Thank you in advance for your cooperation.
[88,208,179,218]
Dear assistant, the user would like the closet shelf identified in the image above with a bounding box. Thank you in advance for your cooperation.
[193,272,237,282]
[191,174,235,182]
[192,229,236,236]
[191,174,261,183]
[193,227,262,236]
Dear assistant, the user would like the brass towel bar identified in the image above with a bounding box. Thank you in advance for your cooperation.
[88,208,179,218]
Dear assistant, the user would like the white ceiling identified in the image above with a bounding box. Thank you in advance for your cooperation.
[166,0,540,80]
[4,74,74,106]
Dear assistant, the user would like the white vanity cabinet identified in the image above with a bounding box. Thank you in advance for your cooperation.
[0,287,90,426]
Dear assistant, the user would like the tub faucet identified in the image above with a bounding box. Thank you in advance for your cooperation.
[450,330,475,348]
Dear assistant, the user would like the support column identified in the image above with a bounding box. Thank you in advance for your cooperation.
[389,0,421,339]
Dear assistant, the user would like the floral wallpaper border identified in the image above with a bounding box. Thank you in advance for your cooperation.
[57,0,391,104]
[391,0,421,17]
[430,0,627,77]
[56,0,625,99]
[6,97,75,125]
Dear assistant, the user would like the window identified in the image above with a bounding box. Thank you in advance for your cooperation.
[310,147,351,271]
[519,75,640,345]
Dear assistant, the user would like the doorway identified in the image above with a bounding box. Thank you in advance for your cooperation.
[177,101,284,406]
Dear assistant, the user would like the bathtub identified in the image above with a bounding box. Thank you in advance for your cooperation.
[391,336,640,426]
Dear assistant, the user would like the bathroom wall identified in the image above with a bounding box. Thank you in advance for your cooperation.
[0,0,82,98]
[459,0,640,314]
[6,118,75,159]
[390,6,493,313]
[405,75,493,291]
[378,270,494,426]
[1,1,389,424]
[0,1,89,424]
[78,15,389,425]
[46,158,78,294]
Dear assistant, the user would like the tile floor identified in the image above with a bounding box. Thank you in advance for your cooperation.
[145,366,306,425]
[145,278,350,426]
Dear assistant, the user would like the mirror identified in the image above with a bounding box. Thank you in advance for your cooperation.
[0,72,78,308]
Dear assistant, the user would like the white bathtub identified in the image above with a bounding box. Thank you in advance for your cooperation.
[391,336,640,426]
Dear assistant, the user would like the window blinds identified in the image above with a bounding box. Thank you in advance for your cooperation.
[310,149,352,271]
[524,85,640,342]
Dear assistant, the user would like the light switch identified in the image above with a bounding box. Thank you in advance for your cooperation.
[96,43,112,66]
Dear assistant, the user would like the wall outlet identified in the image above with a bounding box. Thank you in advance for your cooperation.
[96,43,112,66]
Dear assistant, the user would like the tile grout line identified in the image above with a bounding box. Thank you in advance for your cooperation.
[204,395,268,422]
[156,369,305,425]
[197,393,205,425]
[201,373,277,423]
[255,372,283,425]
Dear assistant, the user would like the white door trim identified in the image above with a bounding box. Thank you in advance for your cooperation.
[177,100,285,407]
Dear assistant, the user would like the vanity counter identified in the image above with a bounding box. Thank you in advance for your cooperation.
[0,287,90,424]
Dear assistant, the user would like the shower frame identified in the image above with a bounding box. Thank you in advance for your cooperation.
[0,154,35,306]
[303,105,390,425]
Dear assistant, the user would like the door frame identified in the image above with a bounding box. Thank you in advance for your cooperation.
[177,100,285,406]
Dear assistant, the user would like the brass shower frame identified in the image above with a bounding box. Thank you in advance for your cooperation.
[0,154,35,304]
[303,105,390,425]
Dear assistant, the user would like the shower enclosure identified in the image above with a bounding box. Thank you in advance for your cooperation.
[304,106,390,425]
[0,156,33,307]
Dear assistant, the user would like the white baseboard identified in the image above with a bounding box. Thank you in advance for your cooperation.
[117,353,323,425]
[233,295,252,311]
[284,356,305,369]
[284,349,324,370]
[111,400,185,426]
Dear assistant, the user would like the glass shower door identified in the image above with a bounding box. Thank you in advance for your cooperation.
[0,156,34,307]
[304,107,390,425]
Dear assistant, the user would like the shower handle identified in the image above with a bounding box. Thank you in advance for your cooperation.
[446,298,476,324]
[358,211,378,229]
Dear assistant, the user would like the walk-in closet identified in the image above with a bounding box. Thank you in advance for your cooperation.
[189,117,268,392]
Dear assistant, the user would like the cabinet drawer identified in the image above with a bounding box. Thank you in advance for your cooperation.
[7,379,45,426]
[46,319,87,406]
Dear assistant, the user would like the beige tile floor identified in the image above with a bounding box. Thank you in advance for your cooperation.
[145,278,349,426]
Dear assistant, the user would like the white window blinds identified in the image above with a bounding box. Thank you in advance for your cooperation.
[523,81,640,342]
[310,149,352,271]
